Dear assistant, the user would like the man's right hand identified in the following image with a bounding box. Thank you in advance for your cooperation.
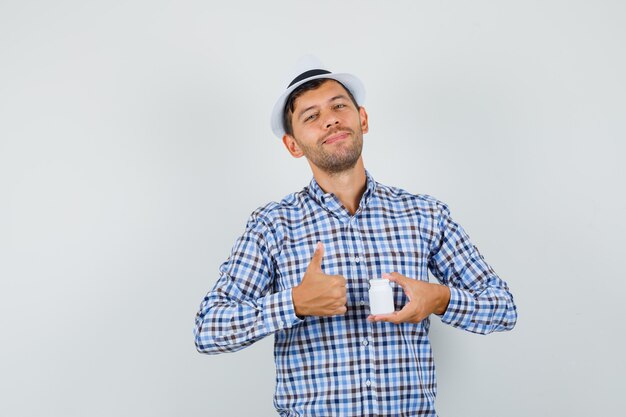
[291,242,347,317]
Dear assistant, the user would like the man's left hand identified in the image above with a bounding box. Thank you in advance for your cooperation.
[367,272,451,324]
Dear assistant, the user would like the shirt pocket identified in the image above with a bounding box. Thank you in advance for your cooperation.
[365,248,429,309]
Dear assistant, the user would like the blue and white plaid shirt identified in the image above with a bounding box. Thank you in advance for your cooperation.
[194,171,517,416]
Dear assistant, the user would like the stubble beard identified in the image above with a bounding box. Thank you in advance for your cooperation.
[297,128,364,175]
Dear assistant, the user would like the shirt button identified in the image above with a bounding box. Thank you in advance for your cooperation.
[354,255,360,264]
[362,339,369,346]
[365,379,372,388]
[359,298,365,306]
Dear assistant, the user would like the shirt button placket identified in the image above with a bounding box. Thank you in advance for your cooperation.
[350,215,374,412]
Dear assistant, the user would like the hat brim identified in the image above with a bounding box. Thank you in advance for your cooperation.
[270,73,366,138]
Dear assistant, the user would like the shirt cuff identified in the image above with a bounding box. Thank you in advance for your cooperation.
[261,288,303,333]
[440,286,476,329]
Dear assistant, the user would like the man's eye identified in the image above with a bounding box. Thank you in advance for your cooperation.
[304,114,317,122]
[334,104,346,109]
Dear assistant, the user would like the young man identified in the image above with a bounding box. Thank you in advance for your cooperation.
[194,58,517,416]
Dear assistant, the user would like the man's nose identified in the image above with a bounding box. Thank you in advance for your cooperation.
[325,118,339,129]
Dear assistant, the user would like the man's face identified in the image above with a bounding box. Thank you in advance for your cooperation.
[283,80,369,174]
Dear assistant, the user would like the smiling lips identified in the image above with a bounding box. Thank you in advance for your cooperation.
[323,131,351,145]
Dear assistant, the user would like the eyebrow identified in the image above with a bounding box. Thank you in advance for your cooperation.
[297,95,349,120]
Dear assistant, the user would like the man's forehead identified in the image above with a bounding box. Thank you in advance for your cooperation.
[292,80,351,110]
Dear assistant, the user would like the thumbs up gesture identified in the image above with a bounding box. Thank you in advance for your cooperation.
[291,242,347,317]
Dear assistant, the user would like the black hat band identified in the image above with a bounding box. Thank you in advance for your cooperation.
[288,69,331,88]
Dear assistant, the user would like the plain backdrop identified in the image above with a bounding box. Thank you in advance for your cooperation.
[1,1,625,416]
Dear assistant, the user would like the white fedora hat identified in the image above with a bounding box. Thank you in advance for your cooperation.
[270,55,366,138]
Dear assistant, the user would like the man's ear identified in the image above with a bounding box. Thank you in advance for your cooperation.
[359,106,369,134]
[282,134,305,158]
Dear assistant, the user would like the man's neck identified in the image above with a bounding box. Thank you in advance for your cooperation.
[310,158,367,216]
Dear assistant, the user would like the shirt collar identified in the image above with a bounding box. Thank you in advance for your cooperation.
[306,170,377,216]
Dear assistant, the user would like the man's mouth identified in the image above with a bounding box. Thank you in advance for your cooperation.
[323,131,350,145]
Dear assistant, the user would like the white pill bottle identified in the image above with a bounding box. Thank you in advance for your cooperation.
[368,278,395,315]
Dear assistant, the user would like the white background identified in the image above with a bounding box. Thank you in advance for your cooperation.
[1,1,625,416]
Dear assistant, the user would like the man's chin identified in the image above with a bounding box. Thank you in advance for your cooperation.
[317,156,361,175]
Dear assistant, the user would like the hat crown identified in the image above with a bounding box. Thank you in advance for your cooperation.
[282,55,329,87]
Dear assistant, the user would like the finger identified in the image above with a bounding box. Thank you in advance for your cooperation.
[333,286,346,299]
[335,275,347,286]
[383,272,408,286]
[330,275,346,289]
[337,287,347,299]
[389,303,417,323]
[371,305,411,324]
[334,305,347,315]
[308,242,325,271]
[368,311,398,323]
[384,272,411,298]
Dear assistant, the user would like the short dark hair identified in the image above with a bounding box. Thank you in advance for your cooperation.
[282,78,359,137]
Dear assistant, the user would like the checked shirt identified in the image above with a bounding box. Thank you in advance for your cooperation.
[194,171,517,416]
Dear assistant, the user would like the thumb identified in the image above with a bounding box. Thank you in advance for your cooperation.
[384,272,415,301]
[383,272,408,288]
[308,242,324,272]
